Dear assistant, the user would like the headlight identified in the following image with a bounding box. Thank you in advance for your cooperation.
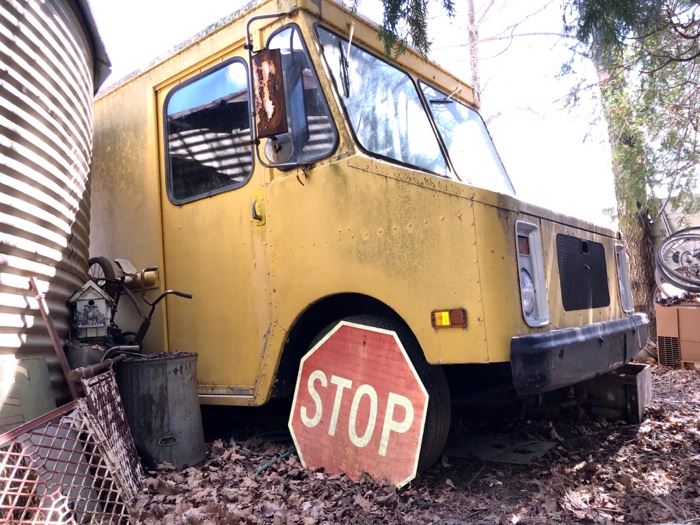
[615,244,634,313]
[520,268,536,315]
[515,221,549,327]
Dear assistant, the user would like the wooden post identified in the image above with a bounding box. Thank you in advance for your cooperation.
[29,277,80,399]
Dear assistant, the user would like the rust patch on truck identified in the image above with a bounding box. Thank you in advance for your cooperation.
[252,49,288,138]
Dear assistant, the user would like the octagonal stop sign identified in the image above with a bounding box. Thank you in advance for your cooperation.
[288,321,429,487]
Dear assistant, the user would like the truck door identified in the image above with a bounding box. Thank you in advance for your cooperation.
[157,56,270,400]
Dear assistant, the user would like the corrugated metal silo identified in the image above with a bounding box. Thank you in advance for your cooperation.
[0,0,109,403]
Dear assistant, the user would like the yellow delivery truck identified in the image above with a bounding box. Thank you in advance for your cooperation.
[89,0,649,469]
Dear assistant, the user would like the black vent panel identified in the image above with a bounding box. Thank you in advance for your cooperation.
[657,336,681,368]
[556,234,610,311]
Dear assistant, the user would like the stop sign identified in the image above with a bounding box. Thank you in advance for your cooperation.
[288,321,429,487]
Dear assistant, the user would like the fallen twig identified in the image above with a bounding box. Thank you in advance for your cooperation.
[467,465,485,487]
[639,491,682,523]
[255,449,293,474]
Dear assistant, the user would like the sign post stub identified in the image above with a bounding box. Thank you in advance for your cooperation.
[288,321,429,487]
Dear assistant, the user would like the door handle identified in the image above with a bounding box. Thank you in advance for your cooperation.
[252,199,263,221]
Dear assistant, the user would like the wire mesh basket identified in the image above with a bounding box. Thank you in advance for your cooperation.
[0,369,143,524]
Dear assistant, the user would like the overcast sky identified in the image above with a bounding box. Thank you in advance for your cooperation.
[88,0,617,229]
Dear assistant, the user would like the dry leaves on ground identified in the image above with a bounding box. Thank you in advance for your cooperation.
[133,367,700,524]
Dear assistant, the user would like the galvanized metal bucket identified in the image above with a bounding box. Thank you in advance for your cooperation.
[116,352,205,468]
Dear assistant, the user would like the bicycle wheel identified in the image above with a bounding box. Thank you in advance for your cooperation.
[656,228,700,292]
[88,256,119,300]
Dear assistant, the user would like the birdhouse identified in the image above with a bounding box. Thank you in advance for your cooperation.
[68,280,114,341]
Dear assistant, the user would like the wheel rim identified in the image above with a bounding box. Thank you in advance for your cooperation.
[657,231,700,292]
[89,264,106,285]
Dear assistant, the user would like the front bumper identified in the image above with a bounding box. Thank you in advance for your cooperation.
[510,313,649,395]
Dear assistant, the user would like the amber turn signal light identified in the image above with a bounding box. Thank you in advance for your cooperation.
[431,308,467,328]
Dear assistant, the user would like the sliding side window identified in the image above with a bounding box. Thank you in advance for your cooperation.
[165,59,253,204]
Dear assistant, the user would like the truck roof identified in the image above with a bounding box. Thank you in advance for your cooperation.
[96,0,477,107]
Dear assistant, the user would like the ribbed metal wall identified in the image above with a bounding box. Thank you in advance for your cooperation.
[0,0,97,402]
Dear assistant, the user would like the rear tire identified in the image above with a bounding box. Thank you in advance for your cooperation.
[309,314,451,473]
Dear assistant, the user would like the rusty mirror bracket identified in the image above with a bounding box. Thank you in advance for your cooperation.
[246,12,309,170]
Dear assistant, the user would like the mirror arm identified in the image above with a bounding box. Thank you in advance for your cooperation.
[244,12,292,54]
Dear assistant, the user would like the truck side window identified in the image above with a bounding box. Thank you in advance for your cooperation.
[165,59,252,203]
[266,26,337,165]
[316,26,448,176]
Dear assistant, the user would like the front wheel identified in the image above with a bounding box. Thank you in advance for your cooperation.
[314,314,451,473]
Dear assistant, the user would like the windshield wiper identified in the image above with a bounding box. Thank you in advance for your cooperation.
[338,41,350,98]
[430,86,462,105]
[338,23,355,98]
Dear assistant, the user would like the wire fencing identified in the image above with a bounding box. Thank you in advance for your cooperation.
[0,369,142,524]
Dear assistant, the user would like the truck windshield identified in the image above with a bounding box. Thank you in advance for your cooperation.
[420,83,515,195]
[316,26,449,177]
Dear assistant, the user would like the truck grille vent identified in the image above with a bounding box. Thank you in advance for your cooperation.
[657,336,681,368]
[556,234,610,311]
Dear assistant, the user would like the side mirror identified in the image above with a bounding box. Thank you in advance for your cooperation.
[251,49,289,138]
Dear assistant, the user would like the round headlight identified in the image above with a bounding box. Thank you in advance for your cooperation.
[520,268,536,316]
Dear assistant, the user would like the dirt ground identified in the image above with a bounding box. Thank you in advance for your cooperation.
[134,367,700,524]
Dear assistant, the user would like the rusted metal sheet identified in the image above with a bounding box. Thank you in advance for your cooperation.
[0,0,108,404]
[252,48,289,138]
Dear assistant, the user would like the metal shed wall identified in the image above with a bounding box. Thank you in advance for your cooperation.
[0,0,106,402]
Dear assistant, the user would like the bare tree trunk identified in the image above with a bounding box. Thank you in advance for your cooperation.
[594,60,656,339]
[466,0,481,98]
